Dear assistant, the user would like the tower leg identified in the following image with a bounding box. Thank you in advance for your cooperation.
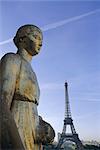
[71,124,76,134]
[76,140,84,150]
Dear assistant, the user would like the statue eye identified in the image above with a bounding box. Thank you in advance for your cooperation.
[34,35,38,39]
[35,37,41,42]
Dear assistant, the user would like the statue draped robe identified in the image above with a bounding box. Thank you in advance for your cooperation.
[0,53,41,150]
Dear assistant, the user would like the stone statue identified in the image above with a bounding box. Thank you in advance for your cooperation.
[0,24,55,150]
[38,116,55,145]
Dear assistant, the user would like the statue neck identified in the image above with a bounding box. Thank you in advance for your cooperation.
[17,49,32,62]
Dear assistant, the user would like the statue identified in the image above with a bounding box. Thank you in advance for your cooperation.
[0,24,55,150]
[38,116,55,145]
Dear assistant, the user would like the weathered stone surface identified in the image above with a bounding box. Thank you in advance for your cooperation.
[0,25,55,150]
[37,116,55,145]
[0,100,25,149]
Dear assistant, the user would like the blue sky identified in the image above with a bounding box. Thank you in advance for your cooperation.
[0,0,100,142]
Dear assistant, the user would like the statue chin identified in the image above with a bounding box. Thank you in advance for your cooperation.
[29,49,40,56]
[36,116,55,145]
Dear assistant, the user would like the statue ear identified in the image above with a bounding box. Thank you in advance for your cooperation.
[13,36,22,48]
[13,36,18,47]
[13,36,16,44]
[19,37,23,42]
[19,36,27,43]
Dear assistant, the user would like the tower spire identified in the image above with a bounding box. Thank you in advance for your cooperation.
[65,82,71,118]
[57,82,84,150]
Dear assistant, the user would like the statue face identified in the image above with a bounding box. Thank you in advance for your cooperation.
[23,30,43,56]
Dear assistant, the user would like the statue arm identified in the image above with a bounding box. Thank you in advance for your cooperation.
[1,53,21,109]
[0,53,25,149]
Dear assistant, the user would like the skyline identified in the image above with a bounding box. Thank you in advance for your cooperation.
[0,1,100,142]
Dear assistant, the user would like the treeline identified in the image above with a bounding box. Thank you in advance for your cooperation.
[84,144,100,150]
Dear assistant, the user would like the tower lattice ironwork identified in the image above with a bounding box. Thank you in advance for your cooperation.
[57,82,84,150]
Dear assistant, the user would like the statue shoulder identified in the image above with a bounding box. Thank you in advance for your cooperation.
[1,52,21,65]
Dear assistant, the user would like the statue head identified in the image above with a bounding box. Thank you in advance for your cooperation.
[13,24,43,56]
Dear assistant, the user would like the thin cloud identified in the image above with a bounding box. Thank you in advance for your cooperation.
[41,8,100,31]
[0,8,100,45]
[0,38,13,45]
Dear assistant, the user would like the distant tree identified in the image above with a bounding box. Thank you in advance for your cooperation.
[84,144,100,150]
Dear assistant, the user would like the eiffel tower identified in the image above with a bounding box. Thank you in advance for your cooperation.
[57,82,84,150]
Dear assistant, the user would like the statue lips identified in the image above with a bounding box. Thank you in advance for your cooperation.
[35,43,42,54]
